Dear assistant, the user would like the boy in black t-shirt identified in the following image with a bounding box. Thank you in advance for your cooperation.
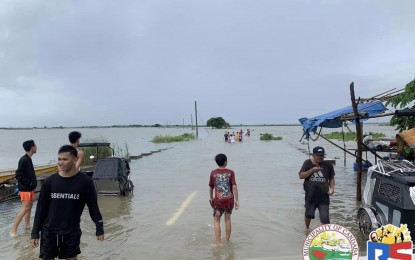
[31,145,104,259]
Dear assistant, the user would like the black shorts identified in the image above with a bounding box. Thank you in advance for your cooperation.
[40,228,82,259]
[305,202,330,224]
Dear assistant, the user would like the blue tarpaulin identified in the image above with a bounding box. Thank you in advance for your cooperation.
[299,101,387,140]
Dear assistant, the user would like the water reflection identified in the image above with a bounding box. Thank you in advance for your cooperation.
[211,242,236,260]
[97,196,133,248]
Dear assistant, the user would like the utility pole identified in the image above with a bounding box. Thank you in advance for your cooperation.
[350,82,363,202]
[195,101,198,139]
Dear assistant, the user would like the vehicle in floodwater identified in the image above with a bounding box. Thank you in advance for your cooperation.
[357,159,415,241]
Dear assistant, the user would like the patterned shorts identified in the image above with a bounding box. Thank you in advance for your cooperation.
[213,208,233,217]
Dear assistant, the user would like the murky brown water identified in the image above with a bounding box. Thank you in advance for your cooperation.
[0,125,398,259]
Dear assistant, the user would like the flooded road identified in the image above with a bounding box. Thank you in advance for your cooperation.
[0,125,398,259]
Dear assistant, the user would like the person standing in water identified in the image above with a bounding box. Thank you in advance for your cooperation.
[209,153,239,246]
[299,146,335,230]
[69,131,85,171]
[10,140,37,236]
[224,131,229,142]
[31,145,104,259]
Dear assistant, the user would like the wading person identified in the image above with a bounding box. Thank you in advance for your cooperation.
[299,146,335,230]
[209,153,239,246]
[31,145,104,259]
[69,131,85,171]
[10,140,37,236]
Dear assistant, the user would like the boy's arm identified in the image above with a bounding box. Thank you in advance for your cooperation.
[86,179,104,240]
[75,150,85,170]
[15,158,30,187]
[209,186,214,200]
[233,185,239,210]
[328,178,335,195]
[31,180,51,247]
[209,186,214,208]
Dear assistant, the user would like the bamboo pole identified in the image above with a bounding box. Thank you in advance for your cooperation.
[317,134,371,164]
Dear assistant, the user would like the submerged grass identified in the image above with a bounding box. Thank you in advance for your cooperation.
[260,133,282,141]
[152,133,196,143]
[322,131,386,141]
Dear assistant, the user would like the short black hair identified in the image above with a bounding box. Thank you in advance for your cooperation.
[22,140,35,152]
[215,153,227,167]
[58,145,78,158]
[68,131,82,144]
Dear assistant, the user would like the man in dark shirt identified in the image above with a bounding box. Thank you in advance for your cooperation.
[31,145,104,259]
[299,146,335,230]
[10,139,37,236]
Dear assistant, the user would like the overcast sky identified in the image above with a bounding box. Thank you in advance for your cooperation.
[1,0,414,127]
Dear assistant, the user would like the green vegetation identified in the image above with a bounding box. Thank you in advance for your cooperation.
[386,78,415,132]
[79,137,113,166]
[114,141,130,158]
[402,146,415,161]
[207,117,230,129]
[152,133,196,143]
[260,133,282,141]
[322,131,385,141]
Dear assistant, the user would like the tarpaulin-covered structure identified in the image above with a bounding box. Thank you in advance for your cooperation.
[299,101,387,140]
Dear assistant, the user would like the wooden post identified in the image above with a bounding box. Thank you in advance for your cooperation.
[350,82,363,202]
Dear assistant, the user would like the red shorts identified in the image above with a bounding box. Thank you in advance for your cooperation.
[19,191,35,201]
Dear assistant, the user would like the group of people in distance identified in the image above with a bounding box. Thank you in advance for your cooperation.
[224,129,250,143]
[10,131,104,260]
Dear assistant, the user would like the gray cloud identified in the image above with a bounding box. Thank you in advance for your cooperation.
[1,0,414,127]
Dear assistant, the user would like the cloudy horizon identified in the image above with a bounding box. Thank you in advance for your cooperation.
[1,0,414,127]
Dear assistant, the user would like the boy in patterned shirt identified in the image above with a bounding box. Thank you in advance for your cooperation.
[209,153,239,246]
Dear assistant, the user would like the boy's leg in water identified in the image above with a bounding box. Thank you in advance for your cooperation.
[318,203,330,225]
[224,213,232,241]
[24,205,32,229]
[11,200,32,235]
[304,217,311,229]
[214,215,222,246]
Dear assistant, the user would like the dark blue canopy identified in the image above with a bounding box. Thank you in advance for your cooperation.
[299,101,387,140]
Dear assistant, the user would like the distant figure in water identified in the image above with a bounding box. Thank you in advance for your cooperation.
[230,134,235,143]
[209,153,239,246]
[245,129,250,136]
[224,131,229,142]
[298,146,335,230]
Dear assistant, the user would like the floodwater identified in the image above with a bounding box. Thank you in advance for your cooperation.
[0,124,398,259]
